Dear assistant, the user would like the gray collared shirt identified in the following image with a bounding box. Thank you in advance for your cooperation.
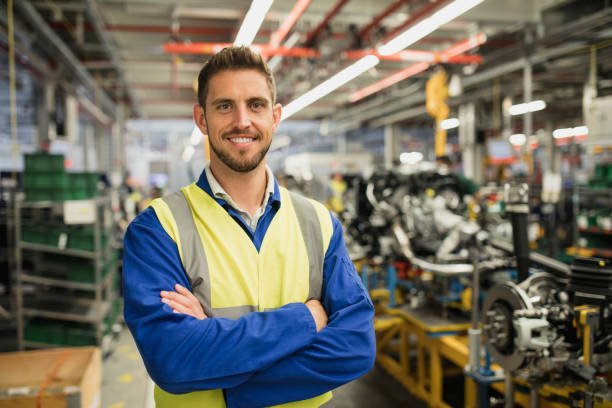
[204,163,275,232]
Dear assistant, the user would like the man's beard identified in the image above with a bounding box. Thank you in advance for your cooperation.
[209,131,271,173]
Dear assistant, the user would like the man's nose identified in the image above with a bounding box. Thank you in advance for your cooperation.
[233,104,251,129]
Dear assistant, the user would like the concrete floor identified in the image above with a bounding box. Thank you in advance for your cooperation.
[101,326,426,408]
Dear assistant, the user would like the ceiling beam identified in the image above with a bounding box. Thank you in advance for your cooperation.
[358,0,414,42]
[14,0,116,117]
[349,33,486,102]
[84,0,141,117]
[268,0,312,49]
[383,0,451,43]
[304,0,350,46]
[163,41,480,63]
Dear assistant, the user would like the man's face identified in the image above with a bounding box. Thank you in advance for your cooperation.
[194,69,281,173]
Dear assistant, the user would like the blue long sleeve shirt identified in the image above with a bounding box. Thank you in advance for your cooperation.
[123,171,375,408]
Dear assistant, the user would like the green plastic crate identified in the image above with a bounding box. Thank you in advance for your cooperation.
[53,189,72,201]
[24,319,65,345]
[64,325,96,346]
[69,173,89,189]
[24,153,65,172]
[68,227,108,252]
[50,173,70,189]
[25,188,54,202]
[21,226,47,244]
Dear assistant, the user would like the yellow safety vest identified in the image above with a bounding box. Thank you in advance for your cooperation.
[150,183,334,407]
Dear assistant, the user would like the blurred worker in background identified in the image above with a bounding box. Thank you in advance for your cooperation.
[327,172,347,214]
[122,46,375,408]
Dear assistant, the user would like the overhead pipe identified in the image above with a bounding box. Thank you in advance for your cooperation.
[304,0,350,46]
[14,0,116,117]
[163,41,480,63]
[358,0,414,41]
[334,41,586,132]
[84,0,141,117]
[344,49,482,64]
[383,0,451,43]
[349,33,486,102]
[268,0,312,49]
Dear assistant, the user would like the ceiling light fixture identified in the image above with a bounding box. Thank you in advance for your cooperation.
[440,118,459,130]
[282,55,380,120]
[350,33,486,102]
[509,100,546,115]
[553,126,588,139]
[400,151,424,164]
[377,0,485,56]
[509,133,526,146]
[234,0,274,47]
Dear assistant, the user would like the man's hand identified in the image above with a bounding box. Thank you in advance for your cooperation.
[305,300,328,332]
[161,284,207,320]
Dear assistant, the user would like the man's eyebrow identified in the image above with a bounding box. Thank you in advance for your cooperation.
[247,97,269,104]
[210,98,234,105]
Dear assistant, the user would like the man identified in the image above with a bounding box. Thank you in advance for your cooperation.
[123,46,375,408]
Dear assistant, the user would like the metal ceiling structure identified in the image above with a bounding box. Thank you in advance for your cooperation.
[4,0,612,133]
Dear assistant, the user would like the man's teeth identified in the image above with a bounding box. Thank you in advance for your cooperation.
[229,138,252,143]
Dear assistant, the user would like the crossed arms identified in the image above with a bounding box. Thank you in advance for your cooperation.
[123,207,375,408]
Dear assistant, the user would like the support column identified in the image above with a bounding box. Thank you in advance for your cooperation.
[459,103,479,182]
[384,124,396,170]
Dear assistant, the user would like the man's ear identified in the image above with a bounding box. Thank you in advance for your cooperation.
[193,104,208,135]
[272,103,282,133]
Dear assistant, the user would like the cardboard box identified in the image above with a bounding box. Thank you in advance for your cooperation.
[0,346,101,408]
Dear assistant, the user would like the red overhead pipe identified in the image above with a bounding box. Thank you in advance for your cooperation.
[163,42,321,57]
[344,49,482,64]
[269,0,312,48]
[163,41,479,63]
[383,0,451,43]
[349,62,430,102]
[304,0,350,46]
[349,33,486,102]
[358,0,414,41]
[440,32,487,58]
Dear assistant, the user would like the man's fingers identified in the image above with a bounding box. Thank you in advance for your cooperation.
[175,284,199,302]
[161,291,192,308]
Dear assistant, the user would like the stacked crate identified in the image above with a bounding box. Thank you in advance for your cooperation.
[23,152,100,201]
[590,163,612,189]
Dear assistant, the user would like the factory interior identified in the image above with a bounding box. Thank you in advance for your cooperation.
[1,0,612,407]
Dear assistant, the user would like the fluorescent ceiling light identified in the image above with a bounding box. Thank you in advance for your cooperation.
[400,151,423,164]
[190,127,204,145]
[377,0,485,56]
[234,0,274,46]
[509,133,526,146]
[282,55,380,120]
[440,118,459,130]
[553,126,588,139]
[509,100,546,115]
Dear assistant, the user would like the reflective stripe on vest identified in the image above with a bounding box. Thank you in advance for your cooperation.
[150,184,333,408]
[161,188,326,317]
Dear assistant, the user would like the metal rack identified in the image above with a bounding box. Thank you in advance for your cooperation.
[14,196,117,350]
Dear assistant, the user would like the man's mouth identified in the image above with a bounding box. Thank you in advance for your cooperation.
[228,137,254,144]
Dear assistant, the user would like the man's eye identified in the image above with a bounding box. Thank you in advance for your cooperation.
[218,104,231,110]
[251,102,264,110]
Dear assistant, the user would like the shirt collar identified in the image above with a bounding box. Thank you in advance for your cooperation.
[196,163,280,209]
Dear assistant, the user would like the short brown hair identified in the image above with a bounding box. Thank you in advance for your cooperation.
[197,46,277,107]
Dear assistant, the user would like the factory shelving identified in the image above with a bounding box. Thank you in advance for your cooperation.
[14,196,119,350]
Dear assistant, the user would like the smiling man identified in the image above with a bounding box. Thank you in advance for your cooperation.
[122,46,375,408]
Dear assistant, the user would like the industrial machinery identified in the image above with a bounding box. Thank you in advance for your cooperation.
[483,257,612,407]
[343,165,514,312]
